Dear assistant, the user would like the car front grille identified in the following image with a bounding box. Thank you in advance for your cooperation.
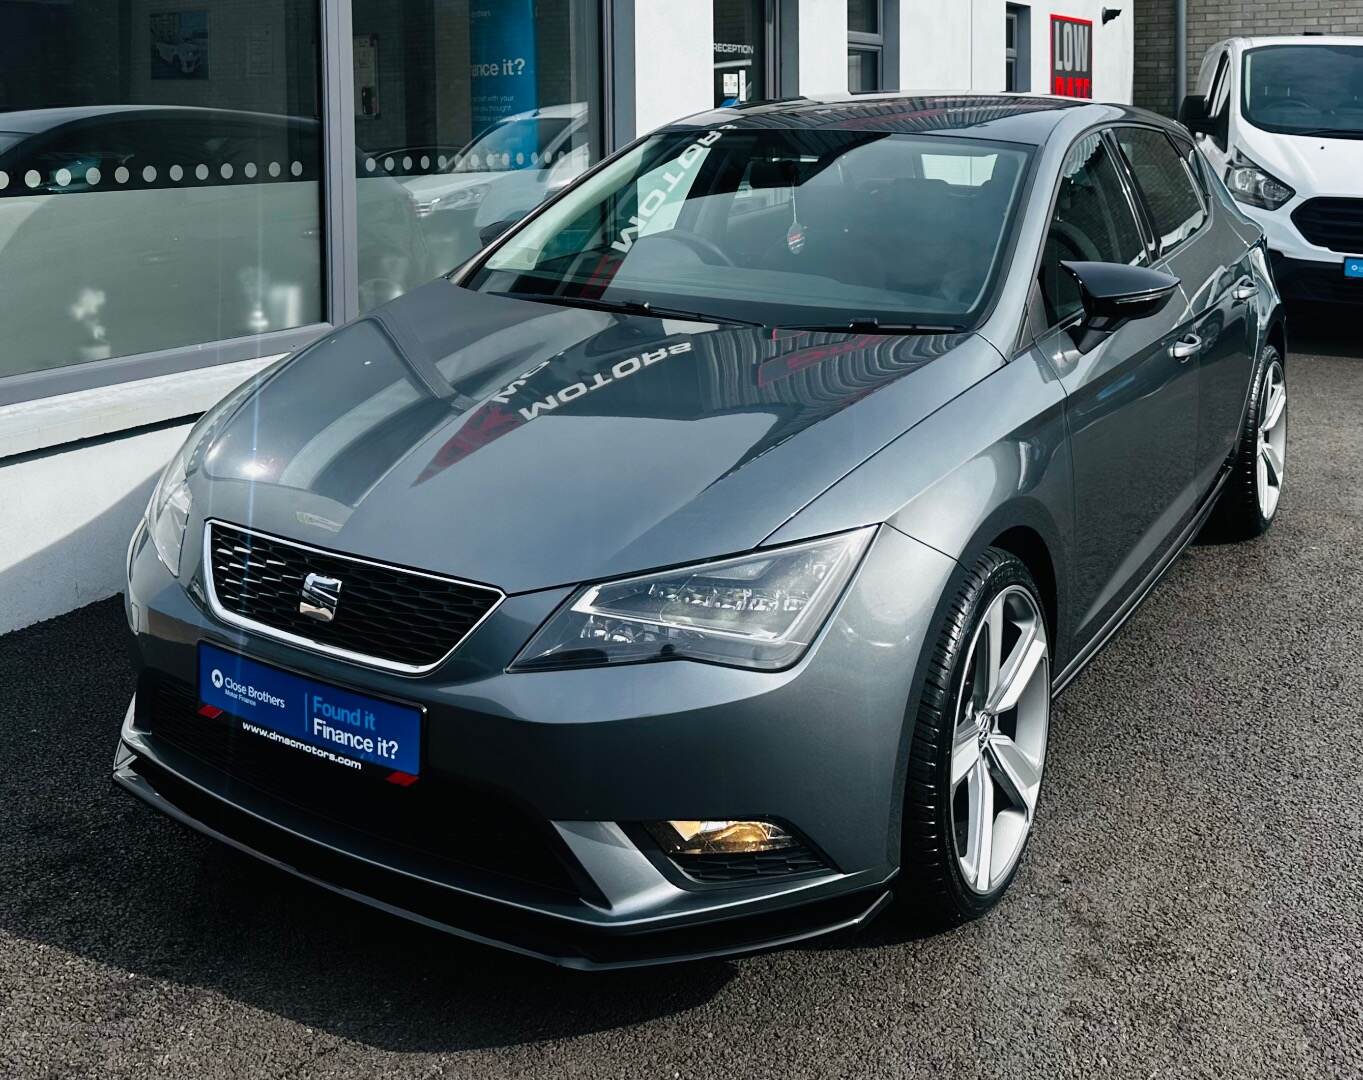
[205,520,501,673]
[137,672,586,900]
[1291,198,1363,253]
[668,845,829,884]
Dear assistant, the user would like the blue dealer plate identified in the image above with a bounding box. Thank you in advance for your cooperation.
[1345,258,1363,280]
[197,643,422,775]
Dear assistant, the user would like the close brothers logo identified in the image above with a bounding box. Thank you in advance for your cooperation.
[211,668,224,690]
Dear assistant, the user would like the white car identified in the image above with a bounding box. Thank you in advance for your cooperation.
[1181,35,1363,305]
[397,104,591,271]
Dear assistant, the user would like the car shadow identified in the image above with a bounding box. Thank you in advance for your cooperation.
[0,598,734,1053]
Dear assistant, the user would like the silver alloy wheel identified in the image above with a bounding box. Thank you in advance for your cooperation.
[1257,360,1287,521]
[948,585,1050,896]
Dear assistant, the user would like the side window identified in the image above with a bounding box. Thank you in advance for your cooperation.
[1196,47,1225,98]
[1116,128,1207,257]
[1206,52,1232,151]
[1038,132,1147,326]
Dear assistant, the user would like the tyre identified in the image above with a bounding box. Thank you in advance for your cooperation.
[1203,344,1287,542]
[897,547,1051,927]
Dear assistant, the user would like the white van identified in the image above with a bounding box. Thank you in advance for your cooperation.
[1180,36,1363,305]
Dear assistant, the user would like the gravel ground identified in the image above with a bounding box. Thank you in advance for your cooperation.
[2,322,1360,1080]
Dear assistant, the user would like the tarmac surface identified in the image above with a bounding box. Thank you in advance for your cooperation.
[2,317,1360,1079]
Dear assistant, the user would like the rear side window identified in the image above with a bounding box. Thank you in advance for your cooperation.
[1116,127,1207,256]
[1038,132,1147,326]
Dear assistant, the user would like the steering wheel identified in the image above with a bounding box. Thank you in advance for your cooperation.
[1265,96,1317,113]
[663,228,735,267]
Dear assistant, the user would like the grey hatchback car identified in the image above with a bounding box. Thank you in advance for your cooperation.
[117,94,1287,968]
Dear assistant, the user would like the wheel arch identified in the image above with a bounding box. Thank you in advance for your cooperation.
[1266,314,1287,366]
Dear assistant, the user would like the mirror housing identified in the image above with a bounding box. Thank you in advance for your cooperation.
[1178,94,1226,141]
[478,216,522,248]
[1061,261,1180,353]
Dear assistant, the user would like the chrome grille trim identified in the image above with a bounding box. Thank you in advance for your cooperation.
[201,519,505,676]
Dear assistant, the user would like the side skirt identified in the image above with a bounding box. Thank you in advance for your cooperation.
[1051,468,1230,699]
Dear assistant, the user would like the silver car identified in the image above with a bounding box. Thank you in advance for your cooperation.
[117,94,1288,968]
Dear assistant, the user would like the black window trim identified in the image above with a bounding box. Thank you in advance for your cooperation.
[1022,123,1157,344]
[1108,122,1211,264]
[2,0,612,414]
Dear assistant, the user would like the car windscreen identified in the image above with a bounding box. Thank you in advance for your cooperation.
[1242,44,1363,137]
[464,127,1033,329]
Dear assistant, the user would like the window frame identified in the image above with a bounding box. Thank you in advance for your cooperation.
[1,0,610,416]
[1109,123,1210,262]
[847,0,885,94]
[1004,4,1031,94]
[1027,125,1157,339]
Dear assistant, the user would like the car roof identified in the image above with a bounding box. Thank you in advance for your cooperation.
[1220,34,1363,51]
[666,93,1173,145]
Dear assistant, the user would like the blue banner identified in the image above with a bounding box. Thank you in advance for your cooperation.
[198,643,422,775]
[470,0,538,163]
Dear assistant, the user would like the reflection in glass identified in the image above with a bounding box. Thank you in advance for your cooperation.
[351,0,602,312]
[469,127,1031,330]
[714,1,768,107]
[0,0,325,380]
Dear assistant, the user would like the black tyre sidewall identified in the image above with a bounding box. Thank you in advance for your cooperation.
[898,547,1047,925]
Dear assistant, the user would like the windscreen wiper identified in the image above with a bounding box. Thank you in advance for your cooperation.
[1281,127,1363,139]
[773,316,965,334]
[497,291,763,327]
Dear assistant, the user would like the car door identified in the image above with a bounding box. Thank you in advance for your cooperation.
[1192,46,1234,176]
[1114,125,1255,492]
[1033,129,1200,648]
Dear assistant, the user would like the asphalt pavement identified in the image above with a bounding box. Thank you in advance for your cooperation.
[2,315,1361,1079]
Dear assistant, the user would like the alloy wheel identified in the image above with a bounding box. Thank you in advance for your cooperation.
[948,586,1050,896]
[1257,360,1287,521]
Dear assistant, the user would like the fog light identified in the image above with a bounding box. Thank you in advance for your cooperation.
[646,819,795,855]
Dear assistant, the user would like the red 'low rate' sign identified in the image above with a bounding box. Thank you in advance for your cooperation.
[1051,14,1093,98]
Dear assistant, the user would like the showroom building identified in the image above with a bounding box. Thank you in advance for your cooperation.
[0,0,1133,634]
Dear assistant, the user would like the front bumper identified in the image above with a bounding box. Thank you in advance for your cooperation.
[1268,252,1363,306]
[1241,200,1363,304]
[116,520,955,968]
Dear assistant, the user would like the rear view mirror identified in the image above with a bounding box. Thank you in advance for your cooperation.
[1061,261,1180,353]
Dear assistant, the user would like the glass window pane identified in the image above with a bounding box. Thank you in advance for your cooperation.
[0,0,322,381]
[471,130,1033,330]
[1116,128,1206,255]
[352,0,602,314]
[848,0,878,35]
[714,0,768,107]
[848,48,880,94]
[1039,133,1147,325]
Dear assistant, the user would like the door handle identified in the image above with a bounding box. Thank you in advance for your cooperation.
[1170,333,1202,361]
[1232,279,1256,303]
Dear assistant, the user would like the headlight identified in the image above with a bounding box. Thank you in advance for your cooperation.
[147,441,193,575]
[1225,153,1294,210]
[416,184,488,216]
[143,372,264,576]
[510,527,876,672]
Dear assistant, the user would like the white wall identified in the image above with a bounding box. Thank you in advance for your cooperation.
[898,0,1132,103]
[796,0,849,96]
[899,1,973,91]
[0,357,269,634]
[632,0,714,133]
[0,424,188,634]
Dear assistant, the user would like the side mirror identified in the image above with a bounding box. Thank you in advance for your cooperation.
[1178,94,1226,142]
[1061,261,1180,353]
[478,216,522,248]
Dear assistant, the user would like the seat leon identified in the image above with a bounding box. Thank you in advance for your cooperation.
[117,94,1288,968]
